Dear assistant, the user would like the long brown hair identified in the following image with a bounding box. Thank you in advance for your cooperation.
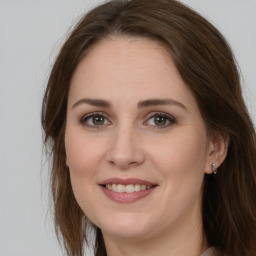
[41,0,256,255]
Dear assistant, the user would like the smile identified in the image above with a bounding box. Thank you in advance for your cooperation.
[104,184,153,193]
[99,178,158,203]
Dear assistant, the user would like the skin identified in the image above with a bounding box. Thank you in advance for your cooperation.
[65,36,228,256]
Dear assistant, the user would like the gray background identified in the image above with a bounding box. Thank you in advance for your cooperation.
[1,1,255,255]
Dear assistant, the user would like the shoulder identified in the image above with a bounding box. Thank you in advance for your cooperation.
[201,247,218,256]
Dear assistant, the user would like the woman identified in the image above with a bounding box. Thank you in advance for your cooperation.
[41,0,256,255]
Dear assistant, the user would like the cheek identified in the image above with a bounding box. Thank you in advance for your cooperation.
[148,130,208,220]
[152,128,207,164]
[65,129,105,178]
[65,130,105,220]
[147,128,208,191]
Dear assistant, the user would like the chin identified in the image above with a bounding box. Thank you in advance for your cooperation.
[94,212,156,241]
[102,226,153,241]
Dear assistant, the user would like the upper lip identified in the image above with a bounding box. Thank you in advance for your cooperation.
[99,178,157,186]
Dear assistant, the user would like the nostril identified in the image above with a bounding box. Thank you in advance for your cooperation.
[106,138,145,169]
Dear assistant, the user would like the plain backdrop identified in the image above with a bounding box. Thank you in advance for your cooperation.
[1,1,255,255]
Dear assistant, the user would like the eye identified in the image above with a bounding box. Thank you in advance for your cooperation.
[80,112,111,127]
[145,113,176,128]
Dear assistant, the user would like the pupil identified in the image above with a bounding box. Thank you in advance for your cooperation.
[154,116,166,125]
[93,116,104,125]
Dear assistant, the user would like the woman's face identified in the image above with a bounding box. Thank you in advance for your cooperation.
[65,37,215,242]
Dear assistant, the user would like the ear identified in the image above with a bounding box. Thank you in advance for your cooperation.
[204,131,230,174]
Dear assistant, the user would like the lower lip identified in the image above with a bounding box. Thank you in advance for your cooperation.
[100,186,156,203]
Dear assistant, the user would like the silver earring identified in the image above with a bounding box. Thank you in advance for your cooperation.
[211,163,217,174]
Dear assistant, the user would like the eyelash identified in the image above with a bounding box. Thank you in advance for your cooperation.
[145,112,176,128]
[80,112,111,128]
[80,112,176,129]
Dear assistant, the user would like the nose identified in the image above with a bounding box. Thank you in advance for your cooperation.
[106,125,145,170]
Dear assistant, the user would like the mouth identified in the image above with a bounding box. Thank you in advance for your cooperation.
[102,184,154,193]
[99,178,158,203]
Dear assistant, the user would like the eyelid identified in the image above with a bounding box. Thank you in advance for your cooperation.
[144,112,176,128]
[79,111,176,129]
[80,111,112,127]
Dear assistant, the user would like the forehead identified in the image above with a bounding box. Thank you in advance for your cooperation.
[71,36,173,83]
[69,36,196,109]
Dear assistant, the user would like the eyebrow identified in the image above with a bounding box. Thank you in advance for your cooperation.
[72,98,112,109]
[72,98,186,110]
[137,99,186,110]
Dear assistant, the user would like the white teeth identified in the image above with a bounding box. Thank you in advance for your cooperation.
[134,184,141,192]
[125,184,135,193]
[116,184,126,193]
[141,185,146,191]
[112,184,117,192]
[105,184,152,193]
